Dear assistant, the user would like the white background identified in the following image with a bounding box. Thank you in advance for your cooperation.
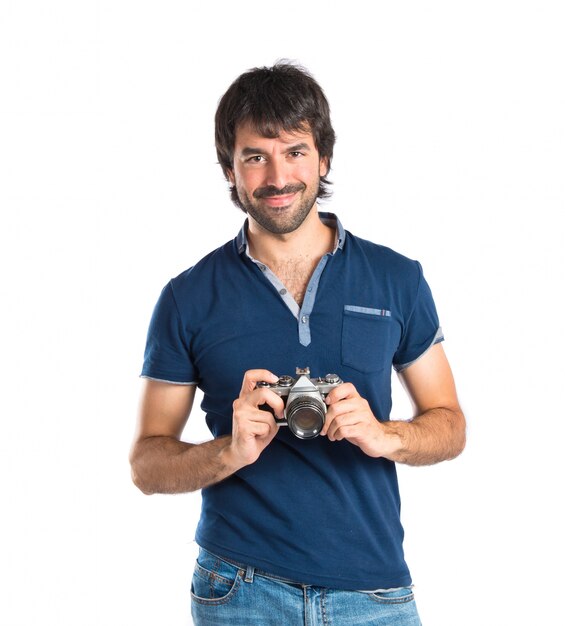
[1,1,564,625]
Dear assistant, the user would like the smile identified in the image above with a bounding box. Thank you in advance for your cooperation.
[262,193,297,207]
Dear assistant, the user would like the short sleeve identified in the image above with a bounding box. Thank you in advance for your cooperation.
[393,262,444,372]
[140,281,198,384]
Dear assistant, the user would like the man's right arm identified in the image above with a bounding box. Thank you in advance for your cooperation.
[130,371,283,494]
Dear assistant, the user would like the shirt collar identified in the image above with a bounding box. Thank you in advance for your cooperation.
[236,211,346,255]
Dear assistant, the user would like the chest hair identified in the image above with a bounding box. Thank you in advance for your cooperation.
[270,256,319,307]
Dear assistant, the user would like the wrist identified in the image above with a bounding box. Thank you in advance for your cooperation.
[219,436,247,474]
[377,421,405,460]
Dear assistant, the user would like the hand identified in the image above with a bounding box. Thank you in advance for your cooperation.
[229,369,285,468]
[322,383,397,458]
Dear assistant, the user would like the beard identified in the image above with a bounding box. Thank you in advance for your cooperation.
[235,179,320,235]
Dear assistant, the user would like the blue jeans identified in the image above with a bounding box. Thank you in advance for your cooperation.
[191,548,421,625]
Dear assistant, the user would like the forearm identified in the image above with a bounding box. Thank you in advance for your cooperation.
[130,435,240,494]
[381,407,466,466]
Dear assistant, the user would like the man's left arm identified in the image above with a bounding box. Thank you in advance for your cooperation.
[322,343,466,465]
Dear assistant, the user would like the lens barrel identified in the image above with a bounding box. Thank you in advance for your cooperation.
[285,396,325,439]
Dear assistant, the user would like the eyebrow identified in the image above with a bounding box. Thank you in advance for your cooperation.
[240,142,311,157]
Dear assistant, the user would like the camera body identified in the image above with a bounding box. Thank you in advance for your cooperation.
[257,367,343,439]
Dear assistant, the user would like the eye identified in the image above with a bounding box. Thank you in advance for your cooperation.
[289,151,304,158]
[246,155,265,163]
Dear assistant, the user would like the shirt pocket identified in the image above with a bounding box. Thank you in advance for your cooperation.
[341,305,394,373]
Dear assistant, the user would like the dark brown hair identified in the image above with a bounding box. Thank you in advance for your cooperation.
[215,62,336,210]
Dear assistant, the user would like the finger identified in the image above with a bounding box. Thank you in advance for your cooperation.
[324,382,359,405]
[231,412,279,458]
[247,419,276,439]
[239,369,279,397]
[326,398,361,418]
[328,423,363,442]
[320,403,336,436]
[325,414,365,441]
[234,388,285,420]
[323,399,372,436]
[252,388,285,419]
[321,399,359,435]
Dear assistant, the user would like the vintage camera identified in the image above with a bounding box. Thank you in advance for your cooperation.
[256,367,343,439]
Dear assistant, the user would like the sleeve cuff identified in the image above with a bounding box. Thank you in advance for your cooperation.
[393,327,444,373]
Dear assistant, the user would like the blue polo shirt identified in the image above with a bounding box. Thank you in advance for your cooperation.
[141,212,443,590]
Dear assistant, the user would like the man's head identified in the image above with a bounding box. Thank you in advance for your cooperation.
[215,62,336,217]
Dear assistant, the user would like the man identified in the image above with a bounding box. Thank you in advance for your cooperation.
[130,62,466,625]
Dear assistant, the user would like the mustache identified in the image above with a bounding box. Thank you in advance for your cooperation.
[253,183,306,199]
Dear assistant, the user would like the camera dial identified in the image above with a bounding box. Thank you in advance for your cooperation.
[323,374,340,384]
[277,375,295,387]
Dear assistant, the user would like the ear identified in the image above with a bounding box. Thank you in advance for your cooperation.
[226,169,235,184]
[319,157,329,178]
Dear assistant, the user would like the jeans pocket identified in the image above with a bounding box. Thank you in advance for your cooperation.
[370,586,415,605]
[341,306,394,373]
[190,550,242,605]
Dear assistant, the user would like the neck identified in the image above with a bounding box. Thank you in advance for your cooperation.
[247,206,334,266]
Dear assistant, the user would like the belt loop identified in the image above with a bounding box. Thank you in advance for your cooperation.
[244,565,255,583]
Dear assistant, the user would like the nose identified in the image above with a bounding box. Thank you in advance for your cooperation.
[264,156,289,191]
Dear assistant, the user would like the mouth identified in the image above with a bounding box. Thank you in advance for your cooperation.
[262,193,297,207]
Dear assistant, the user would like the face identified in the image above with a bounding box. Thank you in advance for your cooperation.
[228,123,328,235]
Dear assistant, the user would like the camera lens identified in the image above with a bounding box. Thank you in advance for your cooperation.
[285,396,325,439]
